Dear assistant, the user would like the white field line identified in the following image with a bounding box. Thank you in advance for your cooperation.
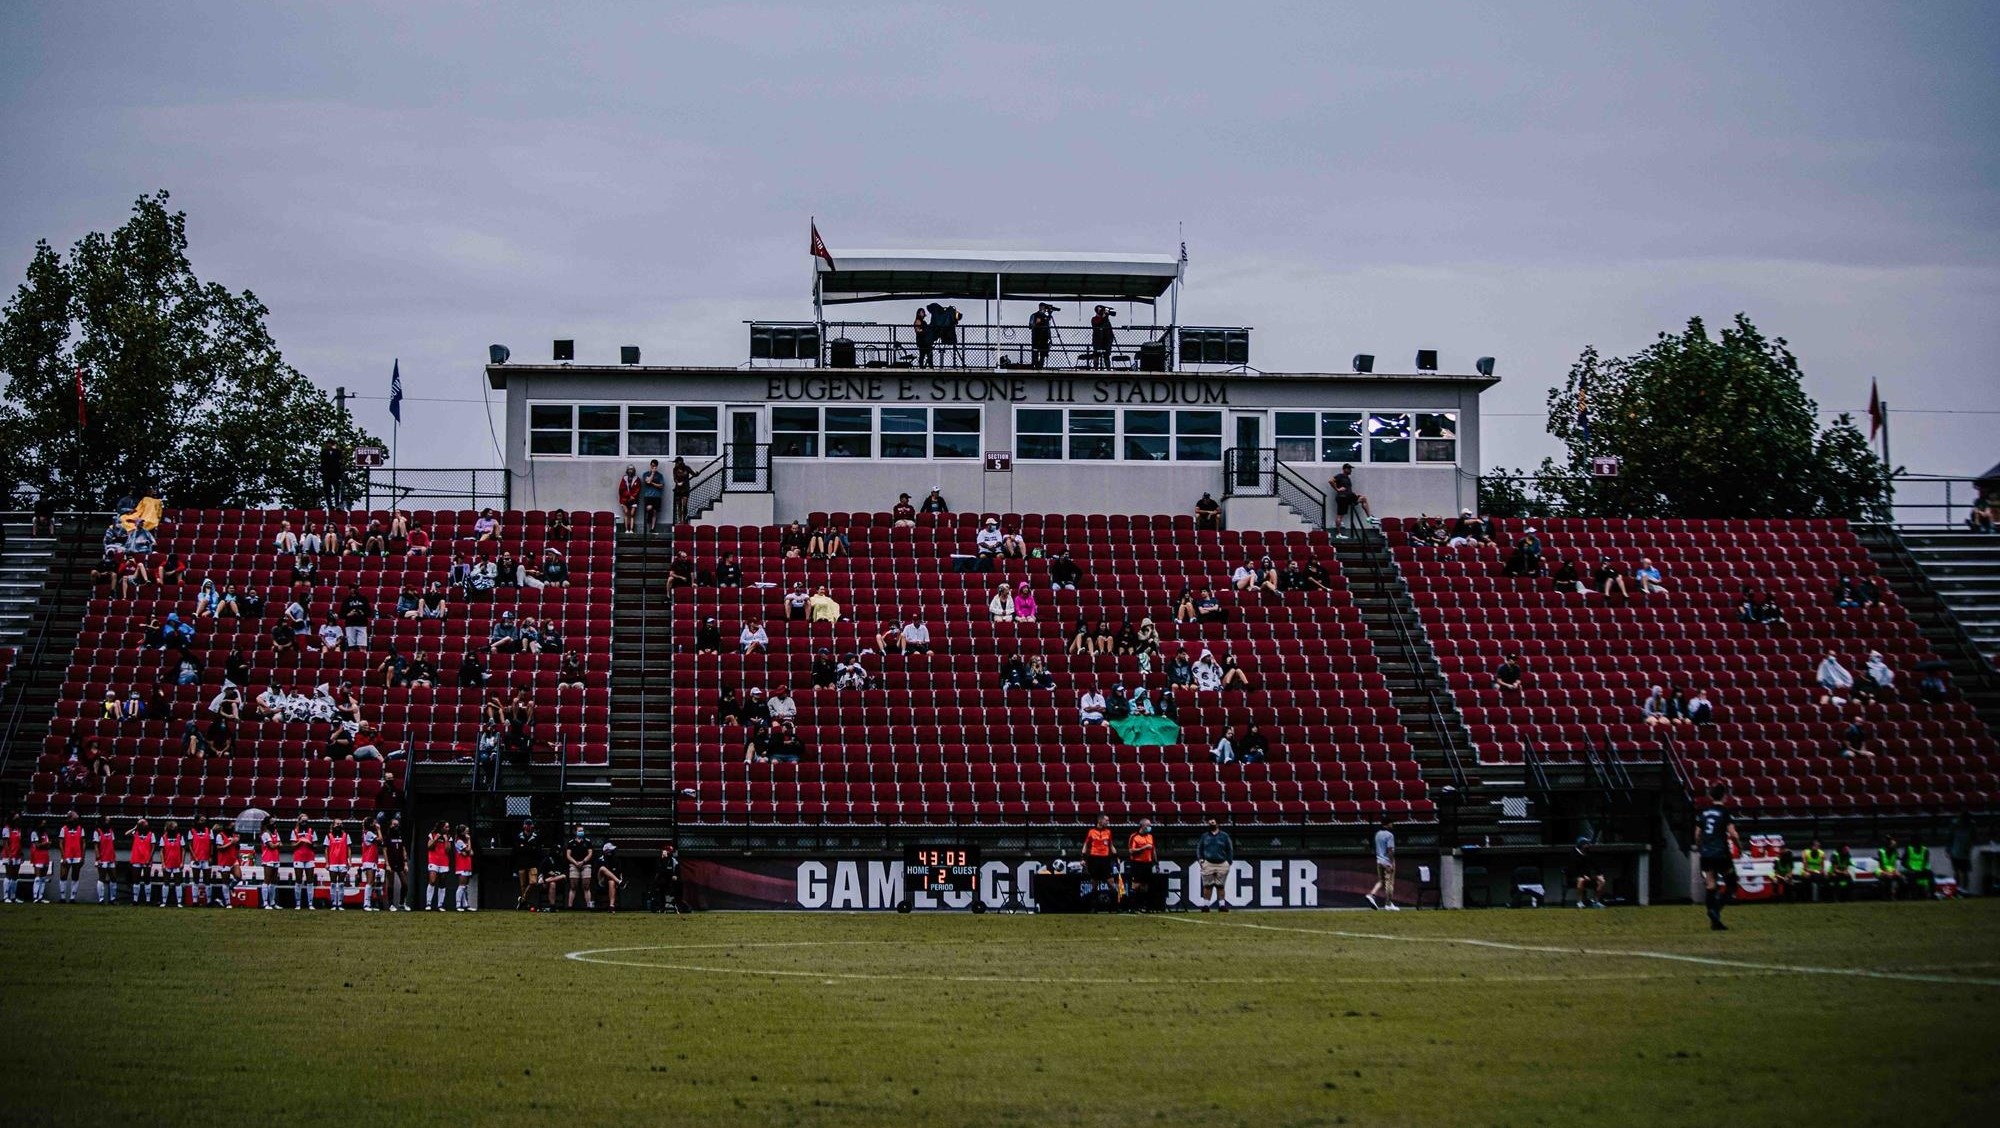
[1159,915,2000,988]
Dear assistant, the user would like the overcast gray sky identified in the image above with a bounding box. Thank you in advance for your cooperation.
[4,1,1996,497]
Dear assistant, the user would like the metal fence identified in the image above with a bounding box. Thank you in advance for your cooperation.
[1475,470,1991,528]
[359,467,512,512]
[748,320,1252,372]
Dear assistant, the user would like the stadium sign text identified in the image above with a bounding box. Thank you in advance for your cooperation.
[765,376,1230,406]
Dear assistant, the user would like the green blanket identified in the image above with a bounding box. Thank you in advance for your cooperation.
[1108,716,1181,747]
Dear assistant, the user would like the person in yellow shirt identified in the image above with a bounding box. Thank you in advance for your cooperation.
[806,585,843,624]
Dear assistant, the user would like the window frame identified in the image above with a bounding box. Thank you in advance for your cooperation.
[524,401,729,461]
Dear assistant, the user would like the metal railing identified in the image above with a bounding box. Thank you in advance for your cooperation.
[361,467,512,512]
[0,514,97,782]
[683,443,772,523]
[1473,469,1987,528]
[1355,529,1472,792]
[1223,448,1329,528]
[1854,522,1998,694]
[749,320,1253,372]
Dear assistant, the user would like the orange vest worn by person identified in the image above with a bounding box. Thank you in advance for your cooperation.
[1084,827,1113,857]
[1128,832,1156,863]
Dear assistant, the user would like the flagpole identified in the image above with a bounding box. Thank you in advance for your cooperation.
[1880,398,1893,515]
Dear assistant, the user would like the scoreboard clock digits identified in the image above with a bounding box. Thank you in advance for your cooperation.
[902,844,981,893]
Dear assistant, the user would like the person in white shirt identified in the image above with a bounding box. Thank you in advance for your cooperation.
[1078,687,1107,724]
[1193,650,1224,692]
[766,684,798,721]
[274,522,299,555]
[975,520,1005,557]
[1685,688,1714,724]
[1230,561,1258,592]
[901,618,931,655]
[834,653,869,691]
[739,619,769,654]
[988,583,1016,623]
[1210,724,1237,764]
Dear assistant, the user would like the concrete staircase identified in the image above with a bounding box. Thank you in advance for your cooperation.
[0,520,59,646]
[1857,525,2000,740]
[604,531,680,844]
[0,522,100,803]
[1332,532,1538,844]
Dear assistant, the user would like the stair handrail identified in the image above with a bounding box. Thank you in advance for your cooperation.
[0,513,99,782]
[1361,530,1471,791]
[1521,738,1552,797]
[1273,459,1327,528]
[680,455,728,521]
[1858,522,1997,695]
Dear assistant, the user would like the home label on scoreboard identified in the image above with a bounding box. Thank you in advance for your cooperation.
[902,844,981,893]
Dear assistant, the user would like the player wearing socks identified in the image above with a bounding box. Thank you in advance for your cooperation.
[1694,784,1739,931]
[212,824,239,907]
[1,815,23,903]
[187,817,215,906]
[26,820,53,903]
[57,812,86,903]
[289,818,317,909]
[258,822,284,909]
[357,819,381,910]
[325,821,351,911]
[424,822,453,910]
[94,818,119,903]
[452,824,475,911]
[384,816,410,911]
[158,821,186,908]
[129,818,157,905]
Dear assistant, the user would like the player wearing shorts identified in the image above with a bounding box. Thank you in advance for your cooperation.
[258,823,284,909]
[57,811,87,903]
[357,820,381,911]
[425,822,452,910]
[211,824,239,907]
[289,818,317,910]
[325,820,351,911]
[537,845,566,911]
[159,821,186,908]
[1,816,23,903]
[26,819,53,904]
[1694,784,1739,931]
[384,816,410,911]
[187,817,215,907]
[452,824,475,911]
[94,818,119,904]
[563,827,596,911]
[129,818,156,905]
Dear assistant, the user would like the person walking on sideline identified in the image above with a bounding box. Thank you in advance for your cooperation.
[1196,817,1234,912]
[1082,815,1117,906]
[1695,785,1739,931]
[1366,823,1399,910]
[1126,818,1159,911]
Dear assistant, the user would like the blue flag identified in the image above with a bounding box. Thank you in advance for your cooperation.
[389,359,403,423]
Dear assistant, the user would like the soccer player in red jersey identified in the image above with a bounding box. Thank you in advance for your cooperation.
[452,824,475,911]
[94,817,119,904]
[425,821,452,911]
[26,819,53,904]
[289,817,317,910]
[358,819,381,911]
[211,823,239,907]
[57,811,87,903]
[324,820,351,911]
[129,818,156,905]
[0,816,23,903]
[158,820,186,908]
[187,817,215,907]
[258,822,284,909]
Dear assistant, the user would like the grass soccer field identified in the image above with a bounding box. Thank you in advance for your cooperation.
[2,901,1996,1127]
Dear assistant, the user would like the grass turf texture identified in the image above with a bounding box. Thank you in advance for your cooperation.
[2,901,1996,1127]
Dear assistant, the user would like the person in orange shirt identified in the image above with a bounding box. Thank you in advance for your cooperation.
[1082,815,1118,905]
[1126,817,1159,911]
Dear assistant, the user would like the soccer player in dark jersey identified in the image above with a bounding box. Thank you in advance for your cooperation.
[1694,784,1739,931]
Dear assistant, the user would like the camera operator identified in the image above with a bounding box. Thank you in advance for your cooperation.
[1029,303,1058,369]
[1089,305,1116,369]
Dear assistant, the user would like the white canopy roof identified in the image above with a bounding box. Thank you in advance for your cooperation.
[815,248,1181,305]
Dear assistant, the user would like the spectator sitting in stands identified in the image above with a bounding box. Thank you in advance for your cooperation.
[468,558,497,597]
[518,618,543,654]
[1025,655,1056,690]
[291,552,318,586]
[1301,558,1334,593]
[1635,557,1666,594]
[1136,617,1161,653]
[1066,619,1094,656]
[921,488,950,514]
[488,612,522,654]
[834,652,870,691]
[206,717,236,757]
[1211,724,1237,764]
[1641,685,1672,726]
[998,522,1027,558]
[1195,492,1222,531]
[319,521,344,556]
[1193,650,1225,692]
[326,726,357,761]
[809,524,849,561]
[1278,559,1308,592]
[1014,582,1039,622]
[1156,687,1179,721]
[1048,549,1084,590]
[668,550,694,590]
[1172,587,1197,624]
[1816,652,1854,706]
[1855,575,1880,605]
[153,613,195,651]
[1832,573,1861,608]
[1593,559,1631,600]
[209,684,244,723]
[528,548,570,589]
[1548,558,1582,595]
[874,616,905,655]
[694,617,723,655]
[456,651,488,689]
[891,493,917,528]
[1256,557,1282,596]
[1502,530,1544,577]
[1129,685,1155,715]
[1220,652,1252,690]
[1230,558,1258,592]
[342,523,364,555]
[988,583,1016,622]
[418,582,448,620]
[1168,650,1196,689]
[1103,684,1131,721]
[1856,650,1895,702]
[766,721,807,763]
[807,585,843,624]
[299,524,324,554]
[1408,515,1447,547]
[1195,588,1226,623]
[396,587,421,620]
[1000,652,1030,689]
[1970,497,1996,533]
[1239,723,1270,764]
[1756,593,1786,625]
[155,550,184,587]
[495,549,521,589]
[714,552,743,587]
[739,618,769,655]
[1494,652,1525,694]
[548,509,572,543]
[275,521,299,554]
[766,684,797,722]
[1686,688,1715,725]
[901,617,931,655]
[779,521,809,559]
[99,689,121,720]
[1920,669,1951,704]
[100,518,129,557]
[1448,508,1490,547]
[114,553,147,599]
[1113,619,1140,656]
[1078,686,1107,725]
[810,647,837,688]
[474,508,502,544]
[975,518,1005,559]
[1839,717,1877,757]
[406,524,431,556]
[125,523,157,559]
[362,519,388,556]
[405,654,437,688]
[1090,620,1116,655]
[1137,644,1160,676]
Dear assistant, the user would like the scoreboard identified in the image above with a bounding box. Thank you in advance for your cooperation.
[903,844,980,893]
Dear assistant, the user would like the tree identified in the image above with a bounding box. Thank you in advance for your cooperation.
[1529,315,1890,519]
[0,191,377,509]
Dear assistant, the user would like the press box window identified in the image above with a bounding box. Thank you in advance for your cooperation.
[824,407,872,458]
[1368,412,1412,463]
[931,408,980,458]
[1017,409,1064,460]
[529,405,573,456]
[771,407,820,458]
[1321,412,1364,463]
[1124,410,1170,461]
[626,407,672,457]
[574,406,621,457]
[881,407,928,459]
[1176,410,1222,461]
[676,407,719,457]
[1415,412,1458,463]
[1068,409,1115,461]
[1275,412,1316,462]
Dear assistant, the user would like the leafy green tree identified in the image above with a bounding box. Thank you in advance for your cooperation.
[1477,466,1553,519]
[0,191,377,509]
[1529,316,1889,519]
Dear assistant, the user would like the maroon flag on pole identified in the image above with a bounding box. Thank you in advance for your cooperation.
[74,364,87,428]
[810,220,835,272]
[1867,378,1882,441]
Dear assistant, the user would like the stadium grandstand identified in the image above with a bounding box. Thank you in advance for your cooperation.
[1,245,1996,913]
